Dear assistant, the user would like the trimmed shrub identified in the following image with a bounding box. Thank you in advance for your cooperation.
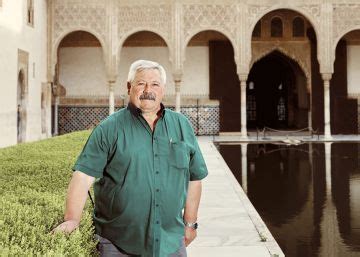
[0,131,98,256]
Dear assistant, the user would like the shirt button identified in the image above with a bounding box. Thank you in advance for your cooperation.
[156,171,159,174]
[156,204,159,207]
[154,153,158,157]
[155,238,159,242]
[156,189,160,192]
[156,221,159,224]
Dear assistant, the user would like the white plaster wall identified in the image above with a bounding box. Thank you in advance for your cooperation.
[347,45,360,96]
[59,47,107,96]
[60,46,210,99]
[183,46,210,96]
[118,46,209,97]
[0,0,48,148]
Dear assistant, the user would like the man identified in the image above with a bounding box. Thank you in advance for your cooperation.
[53,60,208,257]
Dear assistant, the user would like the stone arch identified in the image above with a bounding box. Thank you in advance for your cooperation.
[117,28,172,61]
[53,28,107,74]
[17,69,27,143]
[117,30,172,97]
[55,30,107,96]
[251,47,310,86]
[333,26,360,52]
[249,6,320,42]
[183,28,237,63]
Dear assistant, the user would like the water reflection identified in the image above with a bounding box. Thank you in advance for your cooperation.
[217,143,360,257]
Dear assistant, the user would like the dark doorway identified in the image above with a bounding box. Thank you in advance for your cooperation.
[248,51,308,129]
[17,70,26,143]
[209,41,240,132]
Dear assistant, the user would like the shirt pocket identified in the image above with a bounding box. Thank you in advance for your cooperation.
[169,141,190,170]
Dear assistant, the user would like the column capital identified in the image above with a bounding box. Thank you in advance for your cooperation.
[321,73,333,82]
[108,80,116,90]
[238,73,248,82]
[172,72,183,83]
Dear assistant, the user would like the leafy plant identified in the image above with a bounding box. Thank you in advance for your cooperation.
[0,131,98,256]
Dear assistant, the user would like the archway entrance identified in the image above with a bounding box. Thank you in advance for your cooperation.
[119,31,170,96]
[247,51,308,129]
[331,30,359,134]
[250,9,315,131]
[17,70,26,143]
[56,30,106,135]
[185,30,236,134]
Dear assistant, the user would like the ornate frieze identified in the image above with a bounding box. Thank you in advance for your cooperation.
[247,5,271,30]
[251,42,311,84]
[182,4,237,43]
[333,4,360,42]
[300,4,321,25]
[117,4,172,44]
[53,3,106,45]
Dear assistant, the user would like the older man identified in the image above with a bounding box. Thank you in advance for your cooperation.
[53,60,208,257]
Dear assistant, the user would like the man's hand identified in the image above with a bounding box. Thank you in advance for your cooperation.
[51,219,79,234]
[51,171,94,234]
[184,227,197,247]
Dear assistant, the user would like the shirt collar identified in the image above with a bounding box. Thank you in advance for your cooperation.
[127,102,165,118]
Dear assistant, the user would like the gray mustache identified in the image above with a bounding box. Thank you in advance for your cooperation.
[139,92,156,101]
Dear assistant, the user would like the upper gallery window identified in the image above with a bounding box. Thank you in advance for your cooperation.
[27,0,34,26]
[293,17,305,37]
[271,17,283,37]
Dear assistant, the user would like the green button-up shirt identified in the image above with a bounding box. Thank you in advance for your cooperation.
[72,103,208,257]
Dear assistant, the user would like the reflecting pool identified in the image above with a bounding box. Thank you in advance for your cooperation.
[217,143,360,257]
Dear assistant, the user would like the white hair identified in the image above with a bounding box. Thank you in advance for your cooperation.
[127,59,167,85]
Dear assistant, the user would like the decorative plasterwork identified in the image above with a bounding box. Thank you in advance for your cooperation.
[117,4,172,46]
[333,4,360,45]
[182,4,237,45]
[248,4,320,35]
[251,42,311,86]
[247,5,271,31]
[300,4,321,25]
[53,3,106,46]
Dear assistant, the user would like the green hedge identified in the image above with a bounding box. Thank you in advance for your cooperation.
[0,131,98,256]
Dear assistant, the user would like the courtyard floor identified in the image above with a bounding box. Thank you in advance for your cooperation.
[187,137,284,257]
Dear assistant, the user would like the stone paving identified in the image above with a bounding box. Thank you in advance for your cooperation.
[187,137,284,257]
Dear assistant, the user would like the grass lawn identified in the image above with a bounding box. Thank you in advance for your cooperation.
[0,131,98,256]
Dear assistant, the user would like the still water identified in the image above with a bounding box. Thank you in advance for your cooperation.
[217,143,360,257]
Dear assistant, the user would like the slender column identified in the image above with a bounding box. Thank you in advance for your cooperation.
[54,95,59,136]
[109,81,115,115]
[175,81,181,113]
[322,73,332,139]
[241,143,248,194]
[173,73,182,113]
[239,74,248,138]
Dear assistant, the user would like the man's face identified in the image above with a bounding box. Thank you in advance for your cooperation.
[127,69,165,114]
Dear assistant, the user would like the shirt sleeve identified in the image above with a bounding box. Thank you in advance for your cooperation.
[189,137,208,181]
[72,125,110,178]
[181,117,208,181]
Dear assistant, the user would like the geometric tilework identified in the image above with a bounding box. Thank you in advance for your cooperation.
[58,106,118,135]
[58,105,220,136]
[181,106,219,135]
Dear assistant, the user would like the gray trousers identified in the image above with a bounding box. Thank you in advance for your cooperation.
[95,235,187,257]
